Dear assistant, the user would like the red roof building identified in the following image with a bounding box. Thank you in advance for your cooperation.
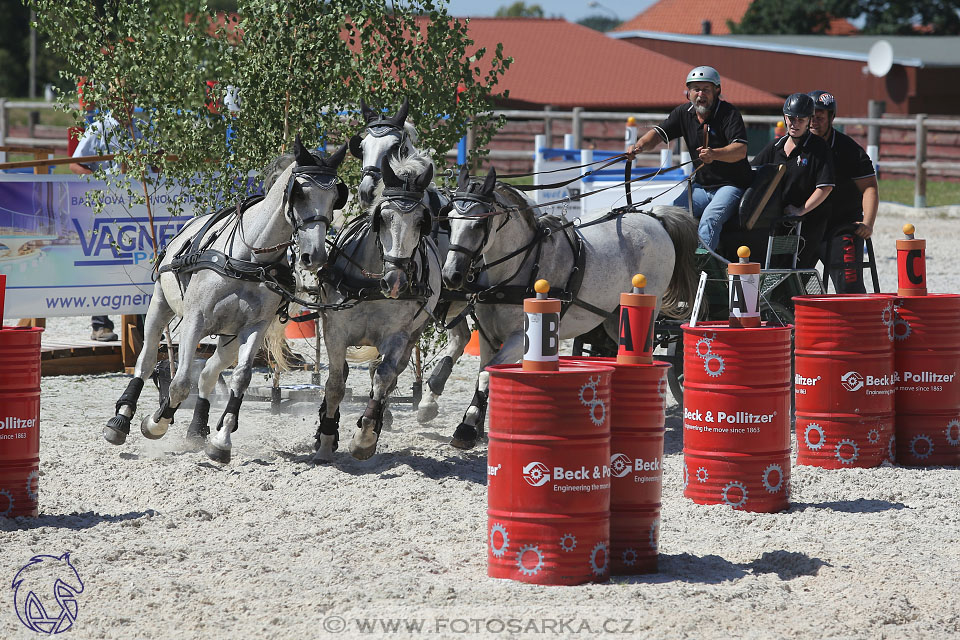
[613,0,858,36]
[462,18,782,111]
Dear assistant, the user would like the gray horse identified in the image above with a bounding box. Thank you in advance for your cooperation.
[314,148,442,462]
[440,167,700,449]
[348,98,474,425]
[104,137,349,464]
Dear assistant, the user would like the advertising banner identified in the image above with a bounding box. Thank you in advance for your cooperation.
[0,174,196,318]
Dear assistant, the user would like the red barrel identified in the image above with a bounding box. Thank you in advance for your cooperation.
[794,295,896,468]
[0,327,43,518]
[682,322,791,512]
[487,363,612,585]
[563,357,668,575]
[894,294,960,466]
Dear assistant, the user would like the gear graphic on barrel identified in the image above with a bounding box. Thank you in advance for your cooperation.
[909,434,934,460]
[945,419,960,446]
[25,470,39,501]
[881,303,894,326]
[610,453,631,477]
[621,548,638,567]
[703,353,725,378]
[696,467,709,483]
[888,435,896,463]
[0,489,13,517]
[649,518,660,551]
[590,542,609,576]
[721,481,748,508]
[589,400,606,427]
[489,523,509,558]
[867,429,880,444]
[695,336,714,357]
[657,377,668,404]
[579,376,600,407]
[836,439,860,464]
[804,423,825,451]
[892,317,911,341]
[559,533,577,552]
[762,464,784,493]
[516,544,544,576]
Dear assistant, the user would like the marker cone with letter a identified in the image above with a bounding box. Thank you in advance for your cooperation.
[523,280,561,371]
[618,274,656,364]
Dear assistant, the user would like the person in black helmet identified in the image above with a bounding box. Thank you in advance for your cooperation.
[751,92,835,268]
[808,90,878,293]
[626,65,753,251]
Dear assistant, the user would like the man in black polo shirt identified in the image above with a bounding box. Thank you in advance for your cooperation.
[751,93,835,269]
[808,90,879,293]
[626,66,753,250]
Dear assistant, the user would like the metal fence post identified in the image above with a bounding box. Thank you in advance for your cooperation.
[0,98,7,164]
[915,113,927,209]
[543,105,552,149]
[867,100,884,175]
[572,107,583,149]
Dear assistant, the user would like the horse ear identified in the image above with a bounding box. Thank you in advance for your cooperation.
[392,97,409,127]
[482,167,497,195]
[382,151,401,188]
[293,134,313,165]
[327,142,348,168]
[457,165,469,191]
[360,97,378,124]
[416,163,434,191]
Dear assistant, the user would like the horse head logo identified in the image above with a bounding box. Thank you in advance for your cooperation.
[12,553,84,634]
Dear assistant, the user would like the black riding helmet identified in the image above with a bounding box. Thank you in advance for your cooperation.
[808,90,837,115]
[783,93,815,118]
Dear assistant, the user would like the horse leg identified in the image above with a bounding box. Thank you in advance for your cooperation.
[140,314,204,440]
[418,320,470,424]
[105,289,174,445]
[450,331,524,450]
[367,357,393,431]
[185,336,240,449]
[314,338,349,463]
[349,335,413,460]
[205,325,266,464]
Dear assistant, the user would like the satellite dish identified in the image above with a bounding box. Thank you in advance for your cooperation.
[867,40,894,77]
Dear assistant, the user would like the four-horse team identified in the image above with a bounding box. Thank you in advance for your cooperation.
[104,66,878,464]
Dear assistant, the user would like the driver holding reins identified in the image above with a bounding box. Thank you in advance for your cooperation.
[627,65,753,251]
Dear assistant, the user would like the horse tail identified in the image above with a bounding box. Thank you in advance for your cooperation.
[263,316,292,372]
[650,205,699,319]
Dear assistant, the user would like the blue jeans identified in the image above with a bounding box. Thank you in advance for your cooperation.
[673,184,744,251]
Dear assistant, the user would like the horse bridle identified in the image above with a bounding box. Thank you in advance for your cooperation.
[441,191,509,282]
[372,186,431,275]
[351,120,410,184]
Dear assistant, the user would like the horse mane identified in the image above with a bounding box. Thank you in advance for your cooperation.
[262,152,295,192]
[370,147,433,210]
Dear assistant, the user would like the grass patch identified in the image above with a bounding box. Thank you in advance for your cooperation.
[878,178,960,207]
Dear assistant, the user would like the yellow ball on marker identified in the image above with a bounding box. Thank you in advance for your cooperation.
[534,279,550,295]
[627,116,637,126]
[632,273,647,289]
[737,245,751,259]
[903,223,915,236]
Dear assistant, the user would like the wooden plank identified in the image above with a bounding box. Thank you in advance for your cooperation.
[745,164,786,231]
[17,318,46,328]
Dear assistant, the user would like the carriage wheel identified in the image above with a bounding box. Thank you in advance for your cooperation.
[666,338,684,406]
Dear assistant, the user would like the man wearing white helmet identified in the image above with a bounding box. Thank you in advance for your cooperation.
[627,65,753,250]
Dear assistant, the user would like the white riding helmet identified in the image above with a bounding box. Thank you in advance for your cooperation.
[686,66,721,87]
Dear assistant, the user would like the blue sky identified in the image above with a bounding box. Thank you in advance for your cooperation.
[440,0,657,23]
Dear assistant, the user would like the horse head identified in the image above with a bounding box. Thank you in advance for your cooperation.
[441,166,498,290]
[372,145,434,298]
[350,97,417,207]
[285,134,349,272]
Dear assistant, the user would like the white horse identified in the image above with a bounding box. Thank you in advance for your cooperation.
[314,147,442,462]
[347,97,474,425]
[104,137,349,464]
[440,167,700,449]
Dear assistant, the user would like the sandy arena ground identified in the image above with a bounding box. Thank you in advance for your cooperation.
[1,210,959,639]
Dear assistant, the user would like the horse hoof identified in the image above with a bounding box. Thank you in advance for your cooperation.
[204,442,231,464]
[103,415,130,445]
[183,432,207,452]
[417,402,439,424]
[450,423,478,450]
[349,429,379,461]
[140,415,168,440]
[314,435,337,462]
[349,442,377,461]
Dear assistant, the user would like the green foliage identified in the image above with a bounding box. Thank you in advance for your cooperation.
[577,15,621,32]
[27,0,511,222]
[0,0,68,96]
[728,0,835,34]
[495,2,544,18]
